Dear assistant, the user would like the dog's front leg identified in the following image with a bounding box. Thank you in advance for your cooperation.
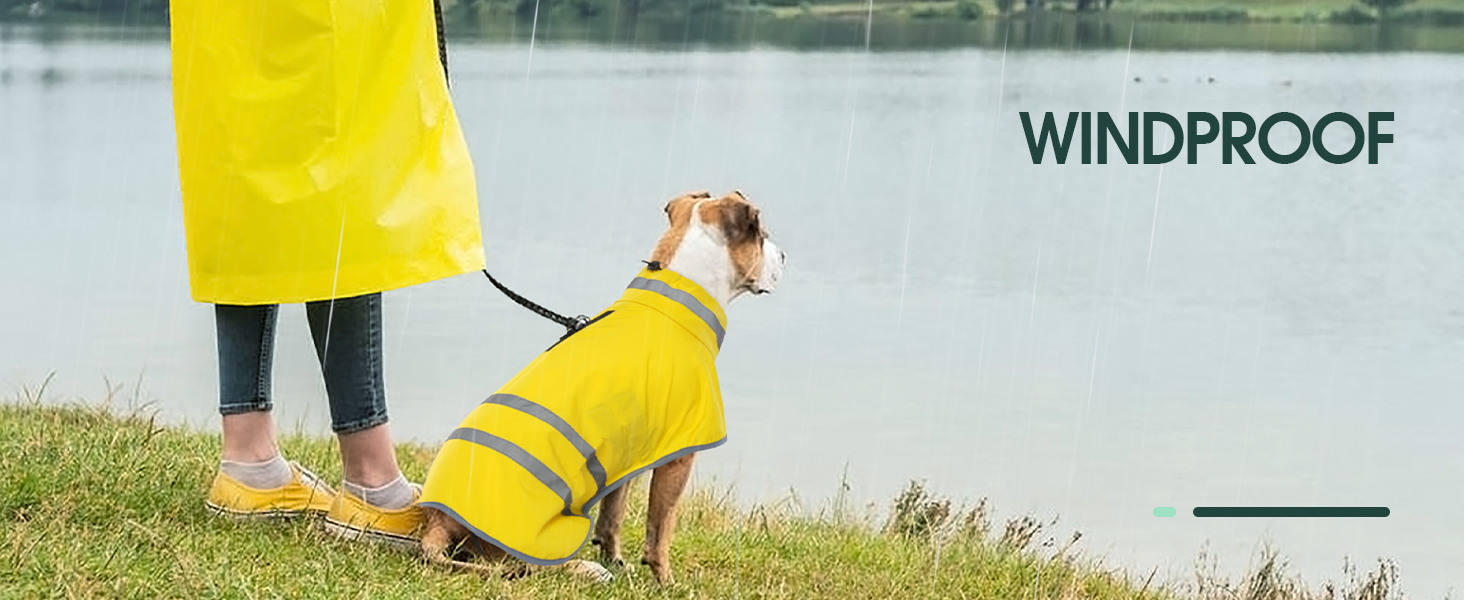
[643,452,695,585]
[592,482,630,567]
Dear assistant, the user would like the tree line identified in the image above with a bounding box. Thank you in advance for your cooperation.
[0,0,1424,23]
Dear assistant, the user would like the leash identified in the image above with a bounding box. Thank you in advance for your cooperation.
[481,261,662,338]
[438,10,593,339]
[481,270,594,335]
[437,14,661,341]
[433,0,450,84]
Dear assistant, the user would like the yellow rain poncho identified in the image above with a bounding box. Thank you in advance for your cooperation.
[419,266,729,565]
[169,0,484,304]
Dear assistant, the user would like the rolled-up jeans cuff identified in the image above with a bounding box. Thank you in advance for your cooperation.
[220,401,273,416]
[333,412,388,435]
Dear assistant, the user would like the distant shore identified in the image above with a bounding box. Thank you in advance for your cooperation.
[735,0,1464,26]
[6,0,1464,29]
[5,2,1464,54]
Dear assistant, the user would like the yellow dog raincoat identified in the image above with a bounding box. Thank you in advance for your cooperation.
[419,266,729,565]
[169,0,484,304]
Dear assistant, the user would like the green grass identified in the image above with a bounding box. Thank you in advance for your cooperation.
[0,398,1409,599]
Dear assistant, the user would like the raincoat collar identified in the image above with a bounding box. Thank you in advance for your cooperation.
[618,266,727,357]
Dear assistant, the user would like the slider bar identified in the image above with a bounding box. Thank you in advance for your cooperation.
[1192,507,1389,518]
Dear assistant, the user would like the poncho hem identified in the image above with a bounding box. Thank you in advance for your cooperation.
[420,436,727,566]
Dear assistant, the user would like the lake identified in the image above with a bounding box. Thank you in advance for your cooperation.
[1,18,1461,597]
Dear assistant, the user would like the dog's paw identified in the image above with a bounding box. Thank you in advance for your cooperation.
[592,538,625,567]
[565,559,614,584]
[641,557,674,585]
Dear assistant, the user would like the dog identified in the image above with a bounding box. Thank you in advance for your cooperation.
[416,190,785,585]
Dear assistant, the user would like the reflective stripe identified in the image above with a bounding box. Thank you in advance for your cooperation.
[627,277,724,348]
[447,427,576,516]
[482,393,608,490]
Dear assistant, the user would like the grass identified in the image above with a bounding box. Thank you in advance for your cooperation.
[0,391,1413,599]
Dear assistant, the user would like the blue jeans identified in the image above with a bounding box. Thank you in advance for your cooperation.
[216,293,388,434]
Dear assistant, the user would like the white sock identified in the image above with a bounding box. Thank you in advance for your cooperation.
[221,454,293,490]
[343,474,414,510]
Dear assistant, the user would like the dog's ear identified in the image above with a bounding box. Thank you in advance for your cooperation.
[716,199,762,246]
[664,191,711,223]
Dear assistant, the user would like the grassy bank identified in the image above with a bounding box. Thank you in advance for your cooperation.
[0,400,1406,599]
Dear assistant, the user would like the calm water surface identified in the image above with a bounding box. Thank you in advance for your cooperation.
[2,22,1462,596]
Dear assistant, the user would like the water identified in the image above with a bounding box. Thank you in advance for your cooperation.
[2,20,1462,596]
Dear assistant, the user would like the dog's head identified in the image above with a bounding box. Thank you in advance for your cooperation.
[651,190,785,302]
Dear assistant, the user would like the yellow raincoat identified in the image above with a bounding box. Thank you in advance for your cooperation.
[419,266,729,565]
[169,0,484,304]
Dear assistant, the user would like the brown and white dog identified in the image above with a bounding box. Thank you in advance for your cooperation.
[418,190,785,584]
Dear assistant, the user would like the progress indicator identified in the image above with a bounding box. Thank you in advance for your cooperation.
[1192,507,1390,518]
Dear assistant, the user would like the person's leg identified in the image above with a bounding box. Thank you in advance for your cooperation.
[338,424,402,488]
[210,304,335,517]
[216,303,289,486]
[221,411,278,463]
[305,293,414,510]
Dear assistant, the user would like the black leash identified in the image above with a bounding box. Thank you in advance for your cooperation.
[437,8,593,340]
[438,11,659,341]
[433,0,449,85]
[481,270,594,335]
[433,6,585,337]
[480,260,662,338]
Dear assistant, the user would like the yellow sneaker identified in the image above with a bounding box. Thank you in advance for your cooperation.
[323,482,423,551]
[206,461,336,519]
